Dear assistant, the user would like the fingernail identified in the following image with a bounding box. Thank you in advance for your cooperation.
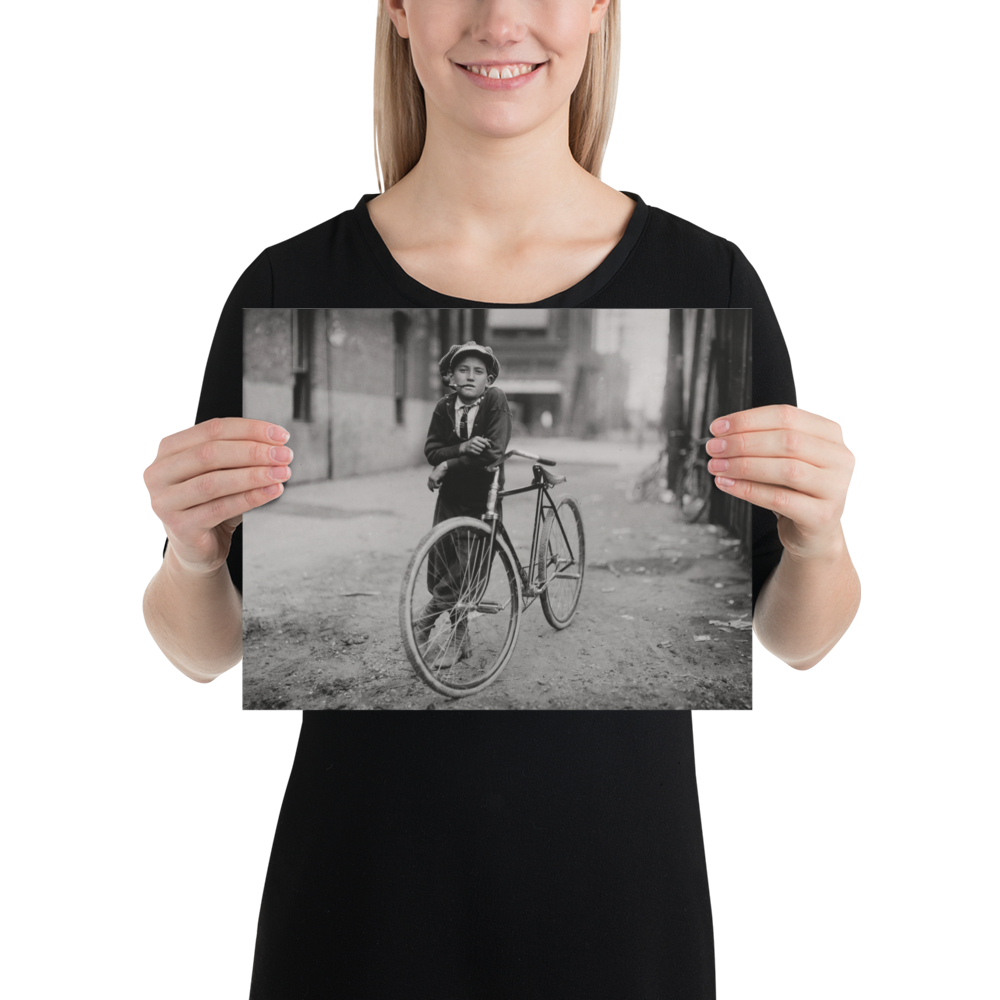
[711,419,730,435]
[716,476,736,487]
[269,446,293,462]
[707,438,727,454]
[268,466,291,480]
[267,425,290,442]
[708,459,728,473]
[262,483,282,496]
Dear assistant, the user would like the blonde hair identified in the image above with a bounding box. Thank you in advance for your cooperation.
[374,1,620,191]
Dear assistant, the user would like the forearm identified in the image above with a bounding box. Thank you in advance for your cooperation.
[445,451,488,470]
[753,526,860,670]
[429,443,509,474]
[142,545,243,682]
[427,442,462,465]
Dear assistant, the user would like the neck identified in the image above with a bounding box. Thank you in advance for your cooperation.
[391,100,594,243]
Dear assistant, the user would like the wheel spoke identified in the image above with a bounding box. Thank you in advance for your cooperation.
[537,498,585,629]
[401,519,521,696]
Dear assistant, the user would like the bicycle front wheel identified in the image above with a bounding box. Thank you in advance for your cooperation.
[537,496,585,629]
[400,517,522,697]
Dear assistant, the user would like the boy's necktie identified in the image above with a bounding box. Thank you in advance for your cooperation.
[459,404,471,439]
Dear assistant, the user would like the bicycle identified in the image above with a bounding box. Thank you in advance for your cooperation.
[399,448,586,698]
[678,436,713,522]
[627,448,670,503]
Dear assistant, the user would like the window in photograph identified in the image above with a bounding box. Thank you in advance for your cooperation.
[291,309,314,422]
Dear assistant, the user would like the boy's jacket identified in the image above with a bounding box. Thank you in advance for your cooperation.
[424,386,513,509]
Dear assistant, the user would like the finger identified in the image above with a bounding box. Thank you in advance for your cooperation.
[706,455,836,500]
[706,429,849,473]
[713,475,832,527]
[154,418,290,462]
[154,463,292,518]
[710,405,844,446]
[149,440,294,493]
[169,482,286,538]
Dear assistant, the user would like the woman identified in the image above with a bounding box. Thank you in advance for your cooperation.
[143,0,861,682]
[144,2,859,995]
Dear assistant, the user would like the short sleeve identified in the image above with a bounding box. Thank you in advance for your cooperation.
[727,242,797,610]
[161,250,274,594]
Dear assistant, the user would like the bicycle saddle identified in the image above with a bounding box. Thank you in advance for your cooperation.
[537,466,566,487]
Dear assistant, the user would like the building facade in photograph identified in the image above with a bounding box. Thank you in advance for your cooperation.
[243,307,637,484]
[484,308,629,438]
[244,308,449,484]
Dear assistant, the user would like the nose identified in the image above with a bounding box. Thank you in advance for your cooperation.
[472,0,528,48]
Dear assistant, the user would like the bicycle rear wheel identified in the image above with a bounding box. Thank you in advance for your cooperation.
[537,496,585,629]
[400,517,522,697]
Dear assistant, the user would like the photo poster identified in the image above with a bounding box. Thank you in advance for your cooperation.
[242,307,753,711]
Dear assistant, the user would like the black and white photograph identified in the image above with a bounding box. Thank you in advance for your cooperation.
[242,307,752,709]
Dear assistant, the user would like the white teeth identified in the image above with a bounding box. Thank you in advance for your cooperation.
[465,63,536,79]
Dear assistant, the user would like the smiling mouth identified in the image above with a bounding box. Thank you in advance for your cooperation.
[458,62,541,80]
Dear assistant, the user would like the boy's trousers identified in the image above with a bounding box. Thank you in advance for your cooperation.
[423,492,502,620]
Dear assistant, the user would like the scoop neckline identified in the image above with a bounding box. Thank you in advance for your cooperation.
[355,191,648,308]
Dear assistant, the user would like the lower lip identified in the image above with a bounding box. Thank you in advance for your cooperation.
[456,63,544,91]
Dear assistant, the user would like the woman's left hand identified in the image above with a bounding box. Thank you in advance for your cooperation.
[706,404,855,561]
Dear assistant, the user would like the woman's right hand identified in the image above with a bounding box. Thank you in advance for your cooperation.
[144,417,293,575]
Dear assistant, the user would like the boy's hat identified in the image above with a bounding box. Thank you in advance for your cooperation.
[438,341,501,381]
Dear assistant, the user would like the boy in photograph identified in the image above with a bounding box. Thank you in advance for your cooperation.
[417,342,513,666]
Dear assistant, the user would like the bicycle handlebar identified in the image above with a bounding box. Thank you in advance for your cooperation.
[486,448,556,472]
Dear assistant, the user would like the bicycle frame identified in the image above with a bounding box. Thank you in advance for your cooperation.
[477,449,579,607]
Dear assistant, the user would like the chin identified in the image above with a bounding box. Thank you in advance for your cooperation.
[456,102,560,141]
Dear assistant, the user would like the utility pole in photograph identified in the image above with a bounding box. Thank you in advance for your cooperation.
[664,309,686,494]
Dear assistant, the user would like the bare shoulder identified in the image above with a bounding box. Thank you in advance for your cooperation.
[570,176,637,244]
[365,185,406,246]
[589,178,638,221]
[607,185,637,212]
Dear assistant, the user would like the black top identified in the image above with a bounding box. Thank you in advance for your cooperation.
[191,193,796,999]
[255,708,715,1000]
[200,194,795,603]
[425,386,514,506]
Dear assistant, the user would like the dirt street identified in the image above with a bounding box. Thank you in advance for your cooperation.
[242,438,752,711]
